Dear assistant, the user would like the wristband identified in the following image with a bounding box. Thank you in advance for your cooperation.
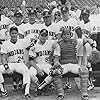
[90,43,95,48]
[4,64,9,70]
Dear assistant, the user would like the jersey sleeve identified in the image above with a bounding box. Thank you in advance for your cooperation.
[0,42,8,54]
[29,46,36,58]
[76,39,83,57]
[53,41,61,56]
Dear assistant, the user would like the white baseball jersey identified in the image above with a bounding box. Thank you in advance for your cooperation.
[29,40,60,64]
[94,14,100,32]
[1,39,29,63]
[0,19,12,40]
[54,18,79,39]
[43,23,56,40]
[80,20,97,37]
[22,22,46,42]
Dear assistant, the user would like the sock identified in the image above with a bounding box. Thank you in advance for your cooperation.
[38,76,53,90]
[53,77,64,96]
[0,83,5,92]
[38,81,46,90]
[24,83,30,95]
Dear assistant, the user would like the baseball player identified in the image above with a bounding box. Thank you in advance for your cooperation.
[22,9,46,44]
[28,29,61,96]
[9,11,25,39]
[0,26,31,99]
[42,10,57,40]
[53,27,96,100]
[53,6,80,39]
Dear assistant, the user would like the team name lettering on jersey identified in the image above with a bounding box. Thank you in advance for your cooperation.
[24,29,40,36]
[60,26,74,32]
[7,49,24,57]
[36,50,51,57]
[48,31,55,37]
[0,24,8,30]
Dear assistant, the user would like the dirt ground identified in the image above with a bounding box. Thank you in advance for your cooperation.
[0,85,100,100]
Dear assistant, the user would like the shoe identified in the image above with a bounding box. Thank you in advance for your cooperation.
[87,85,94,91]
[13,85,18,92]
[65,84,71,90]
[0,90,7,97]
[56,95,64,100]
[18,84,23,91]
[81,94,89,100]
[23,94,32,100]
[34,89,43,97]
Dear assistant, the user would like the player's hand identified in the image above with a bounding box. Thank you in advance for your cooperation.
[5,68,13,75]
[54,62,60,67]
[37,68,44,76]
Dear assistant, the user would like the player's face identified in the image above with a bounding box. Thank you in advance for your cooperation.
[39,33,48,43]
[36,12,42,19]
[62,11,69,19]
[14,16,22,25]
[10,30,18,41]
[43,16,52,24]
[54,12,61,21]
[28,14,36,24]
[82,14,89,22]
[62,30,71,40]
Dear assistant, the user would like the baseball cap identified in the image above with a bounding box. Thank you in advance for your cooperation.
[82,8,90,15]
[14,11,22,17]
[28,9,36,16]
[10,26,18,33]
[61,6,69,13]
[42,10,51,18]
[40,29,48,37]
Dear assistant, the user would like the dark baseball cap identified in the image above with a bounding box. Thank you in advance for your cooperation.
[61,6,69,13]
[82,8,90,15]
[14,11,22,17]
[10,26,18,33]
[43,10,51,18]
[28,9,36,16]
[40,29,48,37]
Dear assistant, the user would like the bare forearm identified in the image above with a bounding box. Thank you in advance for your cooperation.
[54,55,60,64]
[29,60,40,71]
[1,54,8,65]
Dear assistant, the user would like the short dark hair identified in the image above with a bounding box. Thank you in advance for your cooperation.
[10,26,18,33]
[40,29,48,36]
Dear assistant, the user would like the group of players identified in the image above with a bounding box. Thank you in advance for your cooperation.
[0,0,99,100]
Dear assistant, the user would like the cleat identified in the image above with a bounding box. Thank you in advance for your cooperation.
[81,95,89,100]
[87,85,94,91]
[13,85,18,92]
[0,90,7,97]
[23,94,32,100]
[56,95,64,100]
[34,89,43,97]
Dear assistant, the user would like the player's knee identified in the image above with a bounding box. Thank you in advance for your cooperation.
[79,67,89,78]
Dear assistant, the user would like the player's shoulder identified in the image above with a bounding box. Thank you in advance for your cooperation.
[2,40,10,46]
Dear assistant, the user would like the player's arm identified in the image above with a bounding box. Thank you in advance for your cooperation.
[19,33,24,39]
[53,42,61,65]
[83,37,96,49]
[29,47,44,76]
[1,43,10,70]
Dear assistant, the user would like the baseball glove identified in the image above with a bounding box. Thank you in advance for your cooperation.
[49,63,63,77]
[87,50,100,64]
